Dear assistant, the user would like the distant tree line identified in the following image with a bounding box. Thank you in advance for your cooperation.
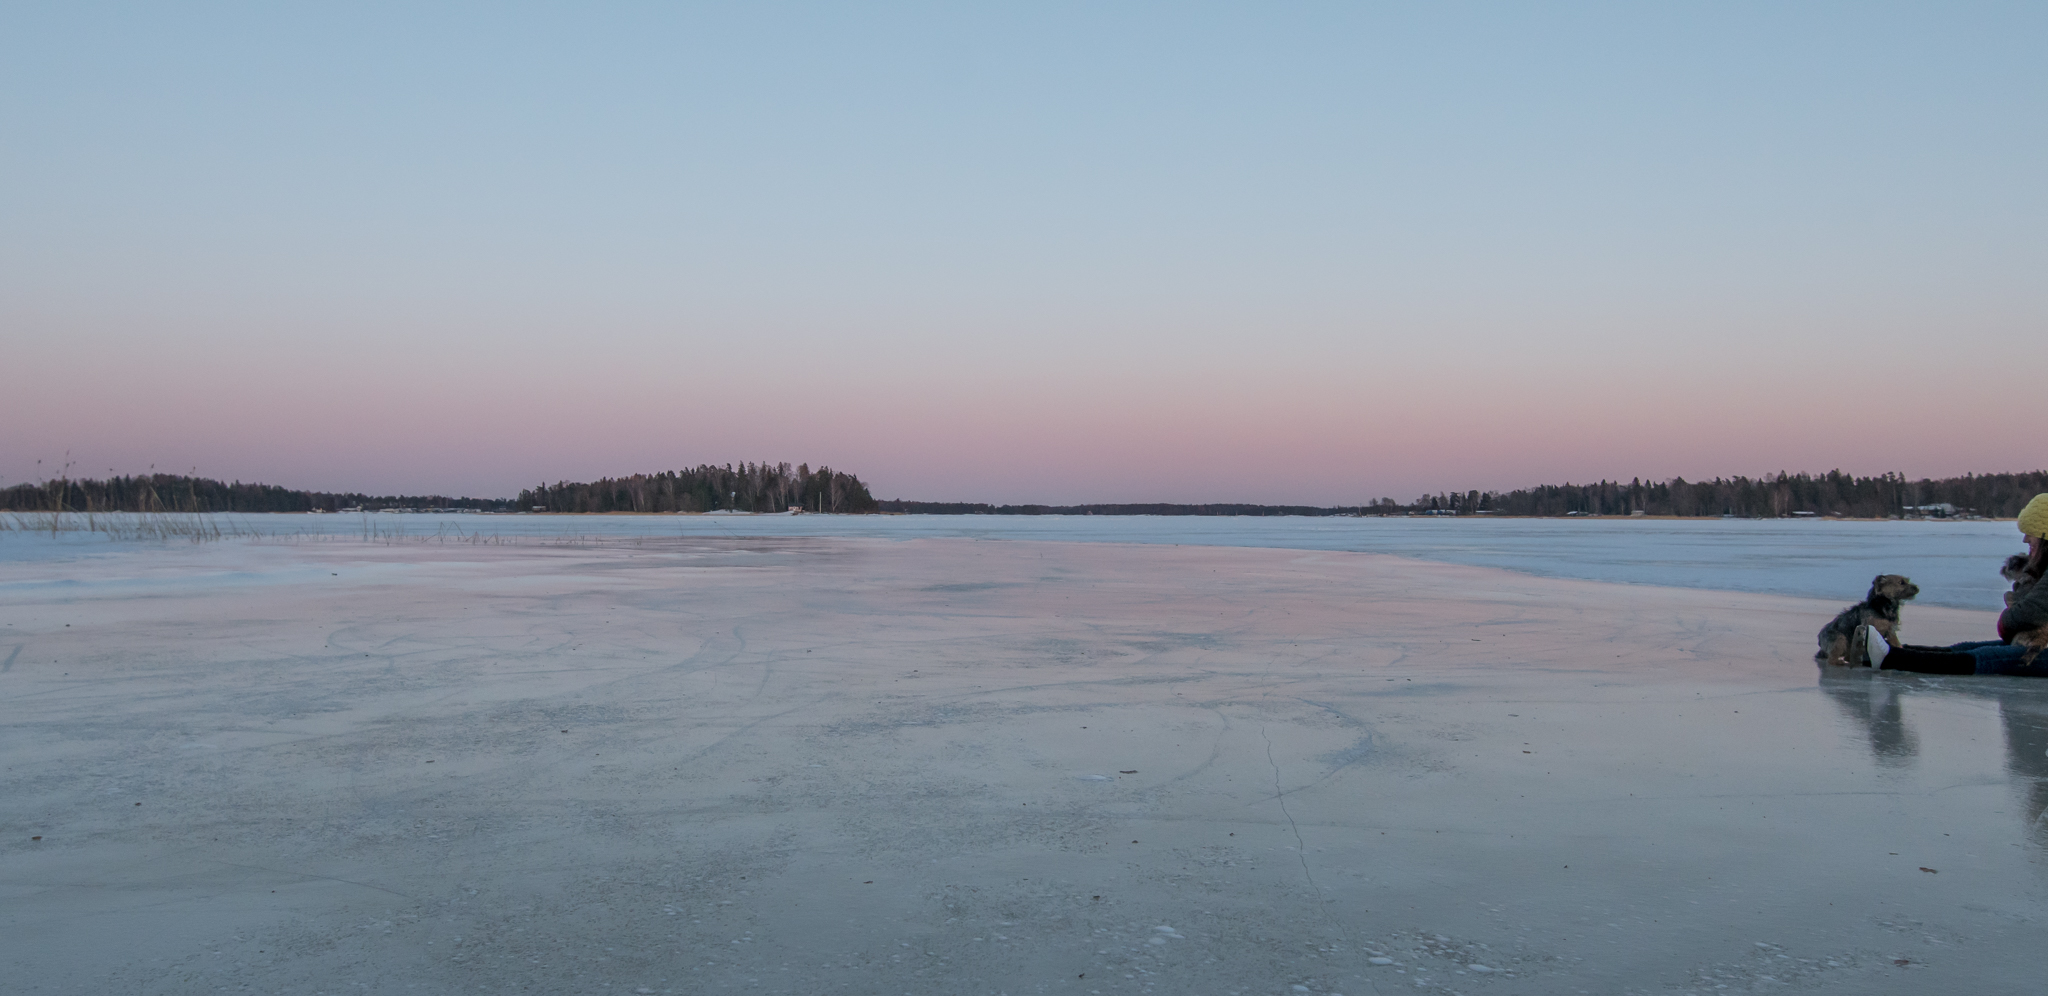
[1377,470,2048,518]
[885,470,2048,519]
[1,464,879,515]
[519,463,878,513]
[12,467,2043,519]
[1,474,511,513]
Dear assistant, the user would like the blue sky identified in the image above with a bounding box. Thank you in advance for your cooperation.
[4,3,2042,502]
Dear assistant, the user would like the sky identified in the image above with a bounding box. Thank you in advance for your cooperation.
[4,3,2043,505]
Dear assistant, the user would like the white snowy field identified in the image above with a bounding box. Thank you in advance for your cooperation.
[3,537,2045,995]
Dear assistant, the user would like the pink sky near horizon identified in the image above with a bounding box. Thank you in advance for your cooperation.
[5,328,2029,504]
[4,5,2042,504]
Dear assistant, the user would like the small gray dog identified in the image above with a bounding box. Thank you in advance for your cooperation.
[2001,553,2030,604]
[1815,574,1919,667]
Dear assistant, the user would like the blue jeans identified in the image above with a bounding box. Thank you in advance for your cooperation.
[1939,640,2048,677]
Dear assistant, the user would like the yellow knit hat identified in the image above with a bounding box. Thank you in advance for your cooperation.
[2020,494,2048,539]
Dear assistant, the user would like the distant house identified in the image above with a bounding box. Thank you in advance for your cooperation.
[1904,503,1957,518]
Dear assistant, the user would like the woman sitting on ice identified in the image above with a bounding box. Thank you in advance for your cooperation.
[1870,493,2048,676]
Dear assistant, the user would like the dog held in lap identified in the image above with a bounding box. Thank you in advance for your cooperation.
[1816,574,1919,667]
[2003,555,2048,664]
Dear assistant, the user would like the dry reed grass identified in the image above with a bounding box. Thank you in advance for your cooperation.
[0,512,518,545]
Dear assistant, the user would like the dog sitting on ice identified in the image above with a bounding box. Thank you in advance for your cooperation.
[1815,574,1919,667]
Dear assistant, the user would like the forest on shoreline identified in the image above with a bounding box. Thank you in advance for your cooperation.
[6,468,2043,519]
[0,473,511,514]
[891,470,2048,518]
[2,463,879,515]
[1411,470,2048,519]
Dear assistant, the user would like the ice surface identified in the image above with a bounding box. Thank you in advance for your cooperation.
[2,536,2043,995]
[1,511,2024,608]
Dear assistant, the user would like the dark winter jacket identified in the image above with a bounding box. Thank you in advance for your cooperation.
[2000,574,2048,641]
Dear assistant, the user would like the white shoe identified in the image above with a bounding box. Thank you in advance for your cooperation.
[1865,626,1890,669]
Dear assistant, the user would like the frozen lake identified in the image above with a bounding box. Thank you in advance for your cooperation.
[2,512,2026,610]
[3,536,2040,994]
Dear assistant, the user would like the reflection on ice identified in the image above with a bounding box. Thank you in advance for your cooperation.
[1821,673,1922,767]
[1825,670,2048,845]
